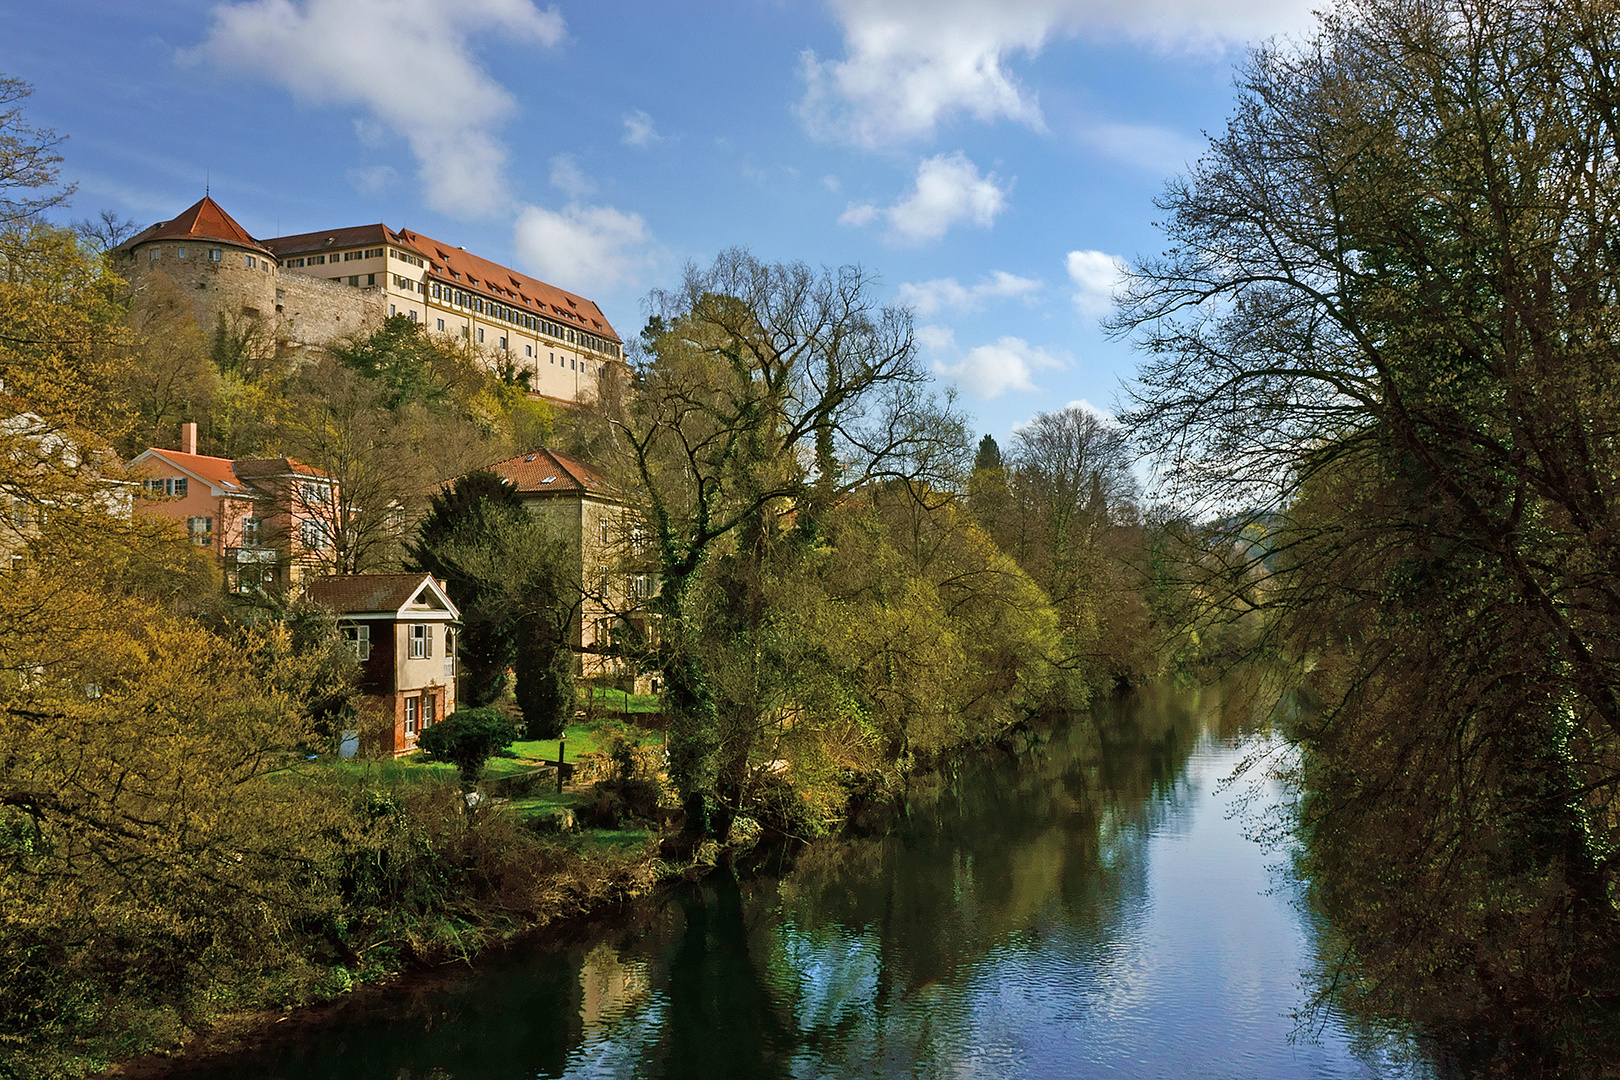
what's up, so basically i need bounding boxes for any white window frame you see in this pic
[300,518,329,551]
[405,695,418,736]
[344,624,371,661]
[409,623,433,659]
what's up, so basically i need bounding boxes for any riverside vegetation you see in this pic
[13,0,1620,1069]
[0,82,1161,1079]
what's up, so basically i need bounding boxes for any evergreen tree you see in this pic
[406,470,527,706]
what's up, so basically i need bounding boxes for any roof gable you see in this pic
[306,573,461,619]
[130,447,251,495]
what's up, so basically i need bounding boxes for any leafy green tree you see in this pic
[972,433,1002,472]
[417,706,517,783]
[329,313,454,410]
[1115,0,1620,1068]
[606,249,968,838]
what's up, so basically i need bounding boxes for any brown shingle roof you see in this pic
[260,223,412,258]
[116,196,274,258]
[399,228,621,344]
[306,573,448,614]
[489,446,612,497]
[233,457,328,480]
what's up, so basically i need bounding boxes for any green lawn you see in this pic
[584,687,663,715]
[507,789,584,818]
[510,719,663,765]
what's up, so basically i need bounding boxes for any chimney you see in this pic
[181,422,198,456]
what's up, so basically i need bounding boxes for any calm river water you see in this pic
[179,685,1427,1079]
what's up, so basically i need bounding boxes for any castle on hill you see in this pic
[113,196,623,405]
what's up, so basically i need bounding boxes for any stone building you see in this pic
[113,196,623,405]
[489,446,656,687]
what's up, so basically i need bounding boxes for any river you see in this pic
[173,684,1427,1079]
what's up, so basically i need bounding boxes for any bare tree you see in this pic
[608,249,969,838]
[72,209,140,254]
[0,76,73,227]
[1113,0,1620,1064]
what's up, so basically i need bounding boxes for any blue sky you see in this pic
[3,0,1313,444]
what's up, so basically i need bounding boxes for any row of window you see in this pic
[429,284,617,355]
[343,623,452,664]
[336,273,377,287]
[343,248,385,261]
[147,246,268,272]
[390,248,425,267]
[142,477,188,497]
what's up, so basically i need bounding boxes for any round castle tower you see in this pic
[115,195,281,330]
[114,196,383,352]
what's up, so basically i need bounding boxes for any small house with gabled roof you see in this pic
[307,572,460,757]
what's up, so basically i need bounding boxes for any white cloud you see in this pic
[193,0,565,218]
[838,202,879,227]
[549,153,596,198]
[513,202,659,295]
[621,109,663,148]
[1066,248,1127,317]
[928,333,1067,399]
[842,152,1009,244]
[898,271,1041,317]
[345,164,398,196]
[1080,121,1206,174]
[915,323,957,352]
[800,0,1312,148]
[822,174,841,193]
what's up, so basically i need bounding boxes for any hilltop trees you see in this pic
[1116,0,1620,1068]
[968,405,1146,686]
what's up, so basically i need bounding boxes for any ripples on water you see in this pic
[179,687,1429,1080]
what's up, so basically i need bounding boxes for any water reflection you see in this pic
[175,685,1423,1080]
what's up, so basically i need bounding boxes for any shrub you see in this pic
[417,707,517,784]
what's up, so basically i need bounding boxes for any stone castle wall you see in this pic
[120,240,384,355]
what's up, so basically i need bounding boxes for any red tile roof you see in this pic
[489,446,612,497]
[397,228,621,344]
[136,450,332,495]
[306,573,449,614]
[116,196,274,257]
[138,448,252,494]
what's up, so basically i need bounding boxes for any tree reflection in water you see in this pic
[168,685,1414,1080]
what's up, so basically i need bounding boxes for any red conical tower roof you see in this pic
[117,195,274,257]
